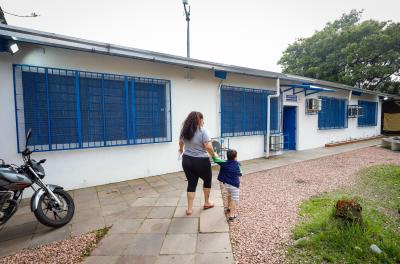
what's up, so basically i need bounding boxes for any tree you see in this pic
[278,10,400,95]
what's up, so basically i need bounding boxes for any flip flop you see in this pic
[186,209,192,216]
[203,204,214,210]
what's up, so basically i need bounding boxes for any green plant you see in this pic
[288,165,400,264]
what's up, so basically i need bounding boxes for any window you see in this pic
[14,65,171,152]
[318,96,348,130]
[270,97,280,133]
[221,85,276,137]
[358,100,377,127]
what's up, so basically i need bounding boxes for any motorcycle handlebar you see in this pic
[37,159,46,165]
[22,149,32,157]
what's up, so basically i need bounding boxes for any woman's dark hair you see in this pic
[180,111,203,141]
[227,149,237,160]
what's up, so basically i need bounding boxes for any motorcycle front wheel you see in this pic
[34,189,75,227]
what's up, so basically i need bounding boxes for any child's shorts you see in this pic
[224,183,240,202]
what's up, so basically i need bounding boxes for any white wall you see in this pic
[0,43,275,191]
[282,89,381,151]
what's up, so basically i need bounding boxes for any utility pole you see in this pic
[182,0,190,58]
[0,6,8,24]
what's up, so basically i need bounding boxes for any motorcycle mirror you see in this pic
[26,128,32,149]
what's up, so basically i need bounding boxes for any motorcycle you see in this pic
[0,129,74,227]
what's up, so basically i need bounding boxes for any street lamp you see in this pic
[182,0,190,58]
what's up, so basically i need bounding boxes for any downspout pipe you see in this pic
[265,77,281,158]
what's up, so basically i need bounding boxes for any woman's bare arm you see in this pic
[204,141,217,157]
[179,139,184,154]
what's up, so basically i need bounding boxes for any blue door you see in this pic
[283,106,296,150]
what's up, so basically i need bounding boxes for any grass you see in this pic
[81,226,110,258]
[288,165,400,264]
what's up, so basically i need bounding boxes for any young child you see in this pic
[213,149,242,221]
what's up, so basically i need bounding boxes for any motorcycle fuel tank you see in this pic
[0,167,32,190]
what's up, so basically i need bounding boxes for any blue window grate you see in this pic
[220,85,276,137]
[318,96,348,130]
[13,64,172,152]
[358,100,377,127]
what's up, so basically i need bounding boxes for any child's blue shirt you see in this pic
[213,157,242,188]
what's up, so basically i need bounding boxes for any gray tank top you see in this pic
[183,128,211,158]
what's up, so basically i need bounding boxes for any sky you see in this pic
[1,0,399,72]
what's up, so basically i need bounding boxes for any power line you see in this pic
[3,10,39,18]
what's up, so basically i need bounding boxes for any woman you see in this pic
[179,111,217,215]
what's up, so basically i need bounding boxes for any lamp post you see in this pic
[182,0,190,58]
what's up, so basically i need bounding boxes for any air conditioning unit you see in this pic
[305,98,322,114]
[348,105,363,118]
[270,134,284,151]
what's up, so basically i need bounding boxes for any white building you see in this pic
[0,24,387,190]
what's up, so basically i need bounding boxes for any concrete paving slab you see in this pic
[195,253,234,264]
[137,219,171,234]
[199,207,229,233]
[159,190,185,198]
[196,233,232,253]
[72,208,103,223]
[71,218,106,237]
[83,256,119,264]
[154,185,176,193]
[99,196,125,206]
[155,197,179,207]
[148,180,169,188]
[122,234,165,256]
[116,206,152,219]
[160,234,197,255]
[155,255,195,264]
[0,221,37,242]
[108,219,144,234]
[101,202,129,216]
[127,178,146,186]
[117,256,157,264]
[168,218,198,234]
[121,193,138,203]
[131,197,159,207]
[92,234,136,256]
[148,207,176,219]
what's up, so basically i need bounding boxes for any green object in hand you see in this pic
[212,156,226,163]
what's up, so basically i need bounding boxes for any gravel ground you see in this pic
[0,232,97,264]
[227,147,400,264]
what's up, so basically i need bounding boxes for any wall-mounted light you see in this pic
[9,43,19,54]
[383,96,388,101]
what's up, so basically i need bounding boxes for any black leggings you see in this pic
[182,154,212,192]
